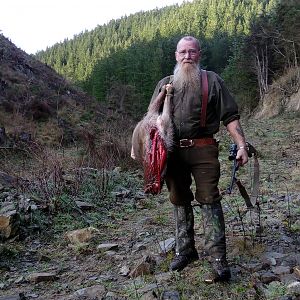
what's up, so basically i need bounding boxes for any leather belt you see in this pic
[178,138,217,148]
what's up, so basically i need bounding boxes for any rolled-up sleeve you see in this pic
[215,74,240,126]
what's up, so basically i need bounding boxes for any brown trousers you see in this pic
[165,144,222,205]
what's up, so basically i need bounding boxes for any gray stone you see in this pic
[138,283,158,294]
[74,285,105,299]
[135,192,146,200]
[133,242,147,252]
[161,290,180,300]
[262,256,277,266]
[111,188,130,198]
[137,218,153,226]
[263,252,287,260]
[159,238,175,254]
[105,291,116,298]
[244,262,269,272]
[280,273,299,284]
[28,272,58,283]
[14,276,24,284]
[104,250,117,256]
[97,274,117,282]
[259,271,280,284]
[263,252,287,266]
[155,272,173,284]
[97,243,118,251]
[280,234,293,244]
[284,254,300,267]
[0,202,16,215]
[119,265,130,277]
[0,171,17,187]
[0,294,26,300]
[25,294,38,298]
[75,201,95,210]
[287,281,300,296]
[272,265,291,275]
[130,255,156,278]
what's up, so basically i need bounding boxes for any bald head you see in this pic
[176,36,201,52]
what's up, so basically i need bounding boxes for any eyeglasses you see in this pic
[176,49,199,57]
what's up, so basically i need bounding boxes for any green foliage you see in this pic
[221,38,258,110]
[35,0,298,114]
[264,281,287,299]
[0,244,22,259]
[36,0,278,116]
[26,168,143,237]
[52,213,86,233]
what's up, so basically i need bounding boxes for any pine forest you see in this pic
[35,0,299,117]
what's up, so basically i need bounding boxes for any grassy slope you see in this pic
[0,112,299,299]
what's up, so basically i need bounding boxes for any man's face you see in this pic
[175,39,201,66]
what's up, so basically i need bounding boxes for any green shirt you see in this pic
[149,70,240,140]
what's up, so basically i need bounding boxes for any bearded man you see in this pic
[148,36,248,283]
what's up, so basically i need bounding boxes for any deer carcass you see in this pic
[131,84,174,194]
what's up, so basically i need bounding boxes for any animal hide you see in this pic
[131,84,174,194]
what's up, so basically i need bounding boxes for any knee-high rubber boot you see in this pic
[201,202,231,283]
[170,204,199,271]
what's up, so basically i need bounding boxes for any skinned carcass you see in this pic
[131,84,174,194]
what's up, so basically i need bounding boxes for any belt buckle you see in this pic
[179,139,194,148]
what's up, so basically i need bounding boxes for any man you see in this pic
[149,36,248,283]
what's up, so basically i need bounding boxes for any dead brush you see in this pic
[224,195,263,252]
[79,125,131,170]
[24,146,67,212]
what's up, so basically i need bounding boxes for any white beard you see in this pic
[173,62,201,90]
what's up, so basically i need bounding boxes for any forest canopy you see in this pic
[36,0,299,117]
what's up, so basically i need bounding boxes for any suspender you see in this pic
[200,70,208,127]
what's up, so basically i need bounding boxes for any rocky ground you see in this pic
[0,113,300,300]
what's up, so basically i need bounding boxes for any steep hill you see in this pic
[0,34,96,146]
[0,33,134,174]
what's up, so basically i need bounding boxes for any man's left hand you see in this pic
[236,148,248,166]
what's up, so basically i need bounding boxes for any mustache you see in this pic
[173,62,201,90]
[174,62,200,75]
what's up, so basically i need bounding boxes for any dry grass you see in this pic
[255,66,300,119]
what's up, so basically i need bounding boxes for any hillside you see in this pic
[35,0,276,115]
[0,33,135,156]
[0,1,300,299]
[255,67,300,119]
[0,33,93,146]
[35,0,299,117]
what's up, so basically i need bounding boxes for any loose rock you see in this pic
[28,272,58,283]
